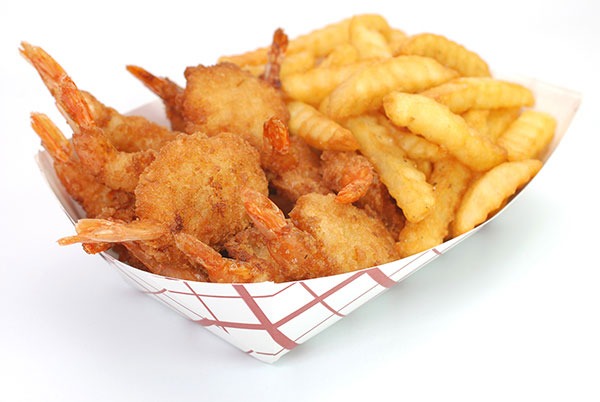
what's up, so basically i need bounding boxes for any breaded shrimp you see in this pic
[21,42,179,153]
[181,62,290,150]
[174,233,284,283]
[242,188,336,281]
[58,219,207,281]
[55,79,157,192]
[289,193,399,272]
[260,28,288,88]
[261,117,329,204]
[320,150,405,237]
[320,150,374,203]
[21,43,157,192]
[135,132,269,248]
[57,131,269,282]
[30,112,135,222]
[82,91,179,152]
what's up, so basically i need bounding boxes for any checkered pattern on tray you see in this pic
[101,240,461,363]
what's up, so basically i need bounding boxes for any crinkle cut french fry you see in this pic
[496,109,557,161]
[486,107,522,141]
[461,109,490,134]
[399,33,491,77]
[376,113,448,161]
[280,51,316,78]
[396,158,472,257]
[322,55,458,120]
[344,115,435,223]
[287,101,359,151]
[281,61,371,106]
[420,77,535,114]
[318,43,359,68]
[383,92,507,171]
[349,16,392,60]
[452,159,543,236]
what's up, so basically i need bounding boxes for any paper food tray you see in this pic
[35,76,581,363]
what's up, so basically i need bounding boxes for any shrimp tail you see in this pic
[241,187,287,239]
[335,165,374,203]
[260,28,288,88]
[30,112,71,163]
[58,219,166,246]
[174,232,277,283]
[19,41,69,96]
[126,65,186,131]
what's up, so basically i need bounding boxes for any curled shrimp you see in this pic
[30,112,135,222]
[241,188,336,280]
[262,117,329,205]
[320,150,375,203]
[22,43,158,192]
[320,150,405,237]
[56,79,157,192]
[174,233,284,283]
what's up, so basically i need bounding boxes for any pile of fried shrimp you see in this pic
[23,14,557,283]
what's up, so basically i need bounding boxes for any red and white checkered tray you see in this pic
[35,76,580,363]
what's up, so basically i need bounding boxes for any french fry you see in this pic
[375,113,448,161]
[461,109,490,135]
[322,55,458,119]
[287,101,359,151]
[399,33,491,77]
[383,92,507,171]
[344,115,435,222]
[318,43,359,68]
[452,159,543,236]
[420,77,535,114]
[387,28,409,56]
[218,16,357,66]
[289,14,390,57]
[349,16,393,60]
[280,50,316,78]
[281,61,371,106]
[395,158,472,257]
[496,109,557,161]
[485,107,522,141]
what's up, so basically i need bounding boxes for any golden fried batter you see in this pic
[135,132,269,248]
[289,193,399,273]
[181,62,289,149]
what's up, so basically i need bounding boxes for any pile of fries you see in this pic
[222,14,556,258]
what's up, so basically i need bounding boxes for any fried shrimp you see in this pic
[57,132,268,280]
[135,132,269,248]
[174,233,284,283]
[55,80,157,193]
[289,193,399,273]
[58,219,207,281]
[320,150,375,203]
[21,43,159,192]
[181,62,290,149]
[260,27,288,88]
[21,42,179,153]
[320,150,405,237]
[242,188,336,281]
[30,113,136,222]
[261,117,329,204]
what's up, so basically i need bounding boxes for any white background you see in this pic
[1,1,599,401]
